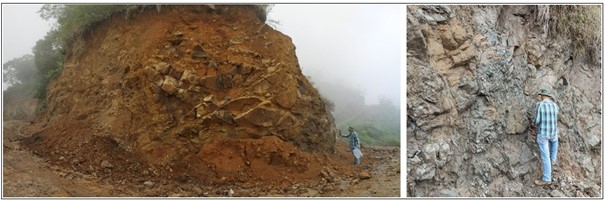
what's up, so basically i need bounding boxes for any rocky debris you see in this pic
[551,190,566,197]
[191,45,207,59]
[338,181,350,190]
[8,118,400,197]
[407,5,601,197]
[320,168,337,183]
[322,184,336,192]
[359,172,371,180]
[160,75,179,95]
[227,189,234,197]
[408,5,453,24]
[71,159,81,165]
[100,160,114,169]
[153,62,171,75]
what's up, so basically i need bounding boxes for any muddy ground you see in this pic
[3,120,400,197]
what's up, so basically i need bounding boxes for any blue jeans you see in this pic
[351,149,361,165]
[537,134,558,182]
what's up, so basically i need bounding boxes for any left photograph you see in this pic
[2,4,401,197]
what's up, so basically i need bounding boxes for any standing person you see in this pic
[533,86,559,186]
[341,127,362,165]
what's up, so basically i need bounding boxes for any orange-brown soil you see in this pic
[5,121,400,197]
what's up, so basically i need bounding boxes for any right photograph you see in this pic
[406,5,602,197]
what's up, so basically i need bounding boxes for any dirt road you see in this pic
[3,121,400,197]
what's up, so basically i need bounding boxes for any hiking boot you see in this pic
[534,179,551,186]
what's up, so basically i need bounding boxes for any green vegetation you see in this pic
[310,78,400,146]
[3,55,39,120]
[39,5,159,46]
[338,99,400,146]
[3,54,37,85]
[254,4,272,23]
[32,30,64,100]
[549,5,601,62]
[39,4,273,47]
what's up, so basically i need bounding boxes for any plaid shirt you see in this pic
[346,131,360,150]
[533,98,559,138]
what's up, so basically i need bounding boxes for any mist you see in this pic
[267,4,401,107]
[268,5,401,145]
[1,4,54,63]
[2,4,54,90]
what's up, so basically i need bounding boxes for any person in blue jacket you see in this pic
[341,127,361,165]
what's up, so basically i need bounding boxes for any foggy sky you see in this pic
[268,4,401,106]
[2,4,53,91]
[2,4,53,64]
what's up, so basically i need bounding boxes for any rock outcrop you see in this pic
[407,5,601,197]
[25,5,337,184]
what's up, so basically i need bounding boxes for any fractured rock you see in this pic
[191,45,207,58]
[359,172,371,180]
[28,6,339,185]
[407,5,601,197]
[235,107,281,127]
[414,163,435,181]
[101,160,114,169]
[161,75,179,95]
[421,143,439,163]
[222,97,263,115]
[145,66,160,80]
[274,76,299,109]
[154,62,171,75]
[180,70,191,81]
[204,75,232,91]
[150,83,162,94]
[550,190,566,197]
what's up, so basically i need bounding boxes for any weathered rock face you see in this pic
[407,5,601,197]
[27,5,337,182]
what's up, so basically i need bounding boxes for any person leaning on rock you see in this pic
[532,86,559,186]
[340,127,362,165]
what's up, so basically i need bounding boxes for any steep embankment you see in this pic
[407,5,601,197]
[23,5,341,188]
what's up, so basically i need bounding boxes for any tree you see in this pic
[33,30,63,76]
[549,5,601,63]
[32,29,64,99]
[3,54,40,120]
[2,54,38,85]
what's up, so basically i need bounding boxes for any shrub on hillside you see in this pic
[549,5,601,63]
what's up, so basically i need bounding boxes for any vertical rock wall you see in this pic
[407,5,601,197]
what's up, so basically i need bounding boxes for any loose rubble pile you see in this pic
[7,120,399,196]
